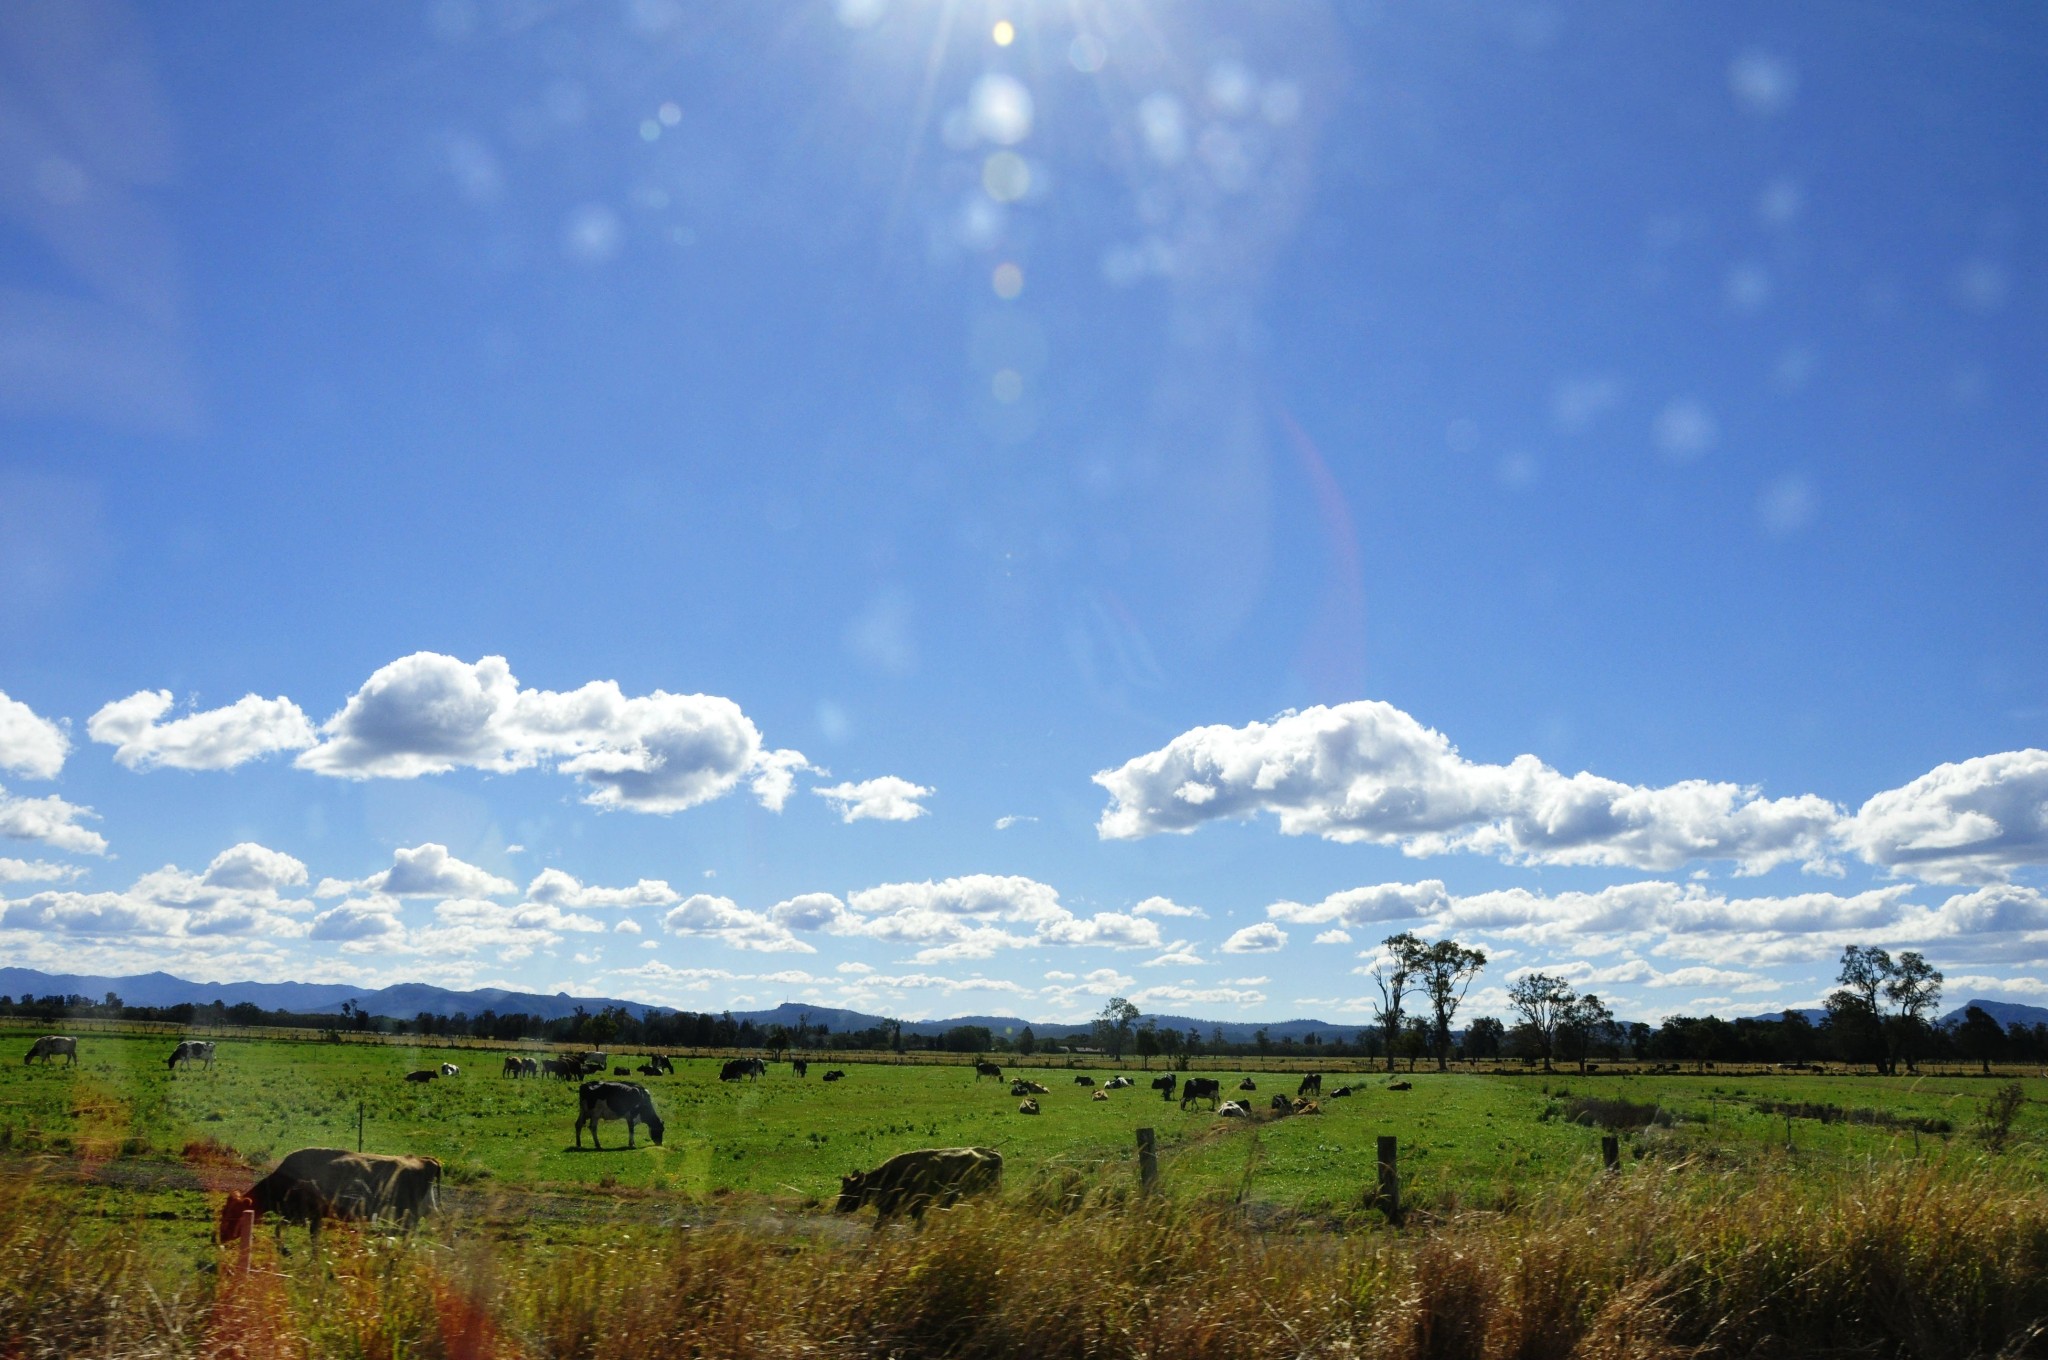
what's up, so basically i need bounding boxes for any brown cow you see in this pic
[216,1148,440,1242]
[836,1147,1002,1222]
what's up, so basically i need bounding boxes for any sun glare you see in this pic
[992,20,1015,47]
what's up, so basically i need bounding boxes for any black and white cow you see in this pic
[168,1040,216,1070]
[23,1036,76,1066]
[574,1081,666,1149]
[1180,1077,1222,1110]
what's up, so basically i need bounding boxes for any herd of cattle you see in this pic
[18,1034,1413,1239]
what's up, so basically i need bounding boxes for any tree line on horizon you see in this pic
[1,944,2034,1071]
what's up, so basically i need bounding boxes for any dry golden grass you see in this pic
[4,1153,2047,1359]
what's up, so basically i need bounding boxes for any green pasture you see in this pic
[2,1030,2044,1218]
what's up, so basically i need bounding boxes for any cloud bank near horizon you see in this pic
[1095,700,2048,886]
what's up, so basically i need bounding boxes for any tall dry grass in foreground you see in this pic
[5,1156,2047,1359]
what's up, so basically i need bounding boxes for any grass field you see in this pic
[2,1025,2043,1218]
[6,1025,2048,1358]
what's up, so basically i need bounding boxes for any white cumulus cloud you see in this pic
[1844,750,2048,884]
[0,857,80,884]
[1095,700,1842,875]
[354,843,516,899]
[523,868,678,910]
[2,845,315,941]
[88,690,316,770]
[663,893,813,953]
[760,875,1171,963]
[1131,895,1207,919]
[0,786,105,855]
[1221,922,1287,954]
[814,776,932,823]
[294,652,802,815]
[201,842,309,892]
[1267,880,1451,926]
[0,692,69,780]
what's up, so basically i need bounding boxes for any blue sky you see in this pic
[2,1,2044,1026]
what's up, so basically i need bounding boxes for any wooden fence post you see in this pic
[1601,1133,1620,1173]
[237,1208,254,1275]
[357,1099,364,1153]
[1375,1135,1400,1222]
[1136,1127,1157,1193]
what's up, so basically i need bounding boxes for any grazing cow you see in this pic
[1238,1078,1257,1092]
[577,1052,611,1077]
[1017,1098,1041,1115]
[1297,1073,1322,1099]
[541,1057,579,1079]
[1180,1077,1221,1110]
[217,1148,440,1243]
[23,1036,76,1066]
[575,1081,665,1149]
[791,1058,807,1078]
[1217,1101,1250,1119]
[404,1069,438,1083]
[1153,1074,1178,1100]
[1092,1089,1109,1102]
[974,1060,1003,1081]
[835,1147,1002,1223]
[1329,1086,1354,1099]
[1104,1076,1133,1090]
[647,1054,675,1075]
[1073,1075,1096,1087]
[168,1040,216,1071]
[441,1063,460,1077]
[823,1069,845,1082]
[720,1057,767,1082]
[1387,1080,1413,1092]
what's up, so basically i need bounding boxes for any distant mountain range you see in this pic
[5,967,2045,1038]
[0,967,1349,1040]
[1751,1001,2048,1029]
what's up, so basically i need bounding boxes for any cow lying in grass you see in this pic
[836,1147,1002,1223]
[1009,1078,1049,1096]
[217,1148,441,1245]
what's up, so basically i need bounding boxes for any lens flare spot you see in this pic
[991,19,1015,46]
[982,151,1030,202]
[970,74,1033,145]
[658,102,682,127]
[639,119,661,142]
[992,262,1024,299]
[992,369,1024,403]
[1069,33,1106,73]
